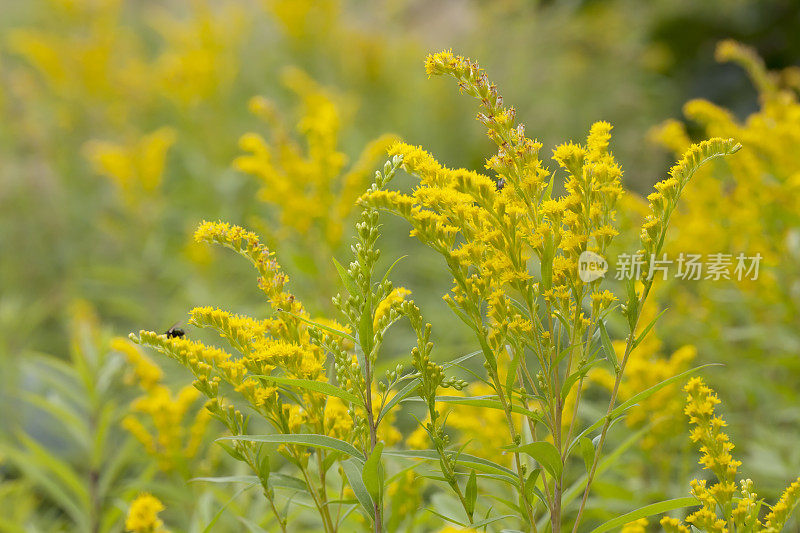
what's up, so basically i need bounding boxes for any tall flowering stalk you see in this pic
[661,378,800,533]
[361,50,740,531]
[130,50,748,532]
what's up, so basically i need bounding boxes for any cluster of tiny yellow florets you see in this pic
[234,67,397,250]
[763,478,800,533]
[664,378,800,532]
[125,493,168,533]
[684,378,741,499]
[114,338,210,473]
[194,220,302,314]
[649,39,800,340]
[83,128,176,207]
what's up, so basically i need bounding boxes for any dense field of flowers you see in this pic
[1,1,798,532]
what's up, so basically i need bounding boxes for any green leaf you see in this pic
[590,497,699,533]
[254,375,363,406]
[378,378,420,424]
[524,468,541,504]
[341,459,374,521]
[361,442,384,502]
[16,432,90,510]
[0,444,87,528]
[632,308,667,350]
[505,441,562,479]
[281,311,356,343]
[433,396,542,420]
[442,349,482,369]
[270,473,308,492]
[424,508,466,527]
[190,475,259,484]
[220,434,365,463]
[358,297,374,356]
[572,364,719,451]
[609,364,719,424]
[543,171,556,201]
[579,437,595,472]
[598,320,618,371]
[384,450,517,483]
[465,470,477,517]
[333,257,359,296]
[470,514,516,529]
[381,255,407,285]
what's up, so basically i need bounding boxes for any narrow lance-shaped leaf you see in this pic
[598,320,618,371]
[504,441,562,479]
[590,497,699,533]
[465,470,477,518]
[220,434,365,463]
[362,442,384,503]
[254,375,363,406]
[341,459,374,521]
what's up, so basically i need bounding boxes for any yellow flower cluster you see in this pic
[684,378,740,496]
[7,0,247,215]
[665,379,800,532]
[234,67,397,250]
[7,0,246,119]
[194,220,301,314]
[125,493,168,533]
[114,338,211,473]
[133,221,402,475]
[373,287,411,330]
[84,128,176,206]
[361,52,740,530]
[763,478,800,533]
[648,39,800,344]
[639,137,740,278]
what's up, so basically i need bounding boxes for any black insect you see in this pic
[165,323,185,338]
[496,178,506,191]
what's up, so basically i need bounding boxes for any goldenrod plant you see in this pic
[361,50,740,532]
[640,40,800,497]
[116,338,213,477]
[660,378,800,533]
[128,50,752,532]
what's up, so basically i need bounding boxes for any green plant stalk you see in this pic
[451,264,539,530]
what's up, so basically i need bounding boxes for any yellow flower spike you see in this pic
[125,493,168,533]
[194,221,303,314]
[586,121,613,160]
[763,477,800,532]
[552,142,587,177]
